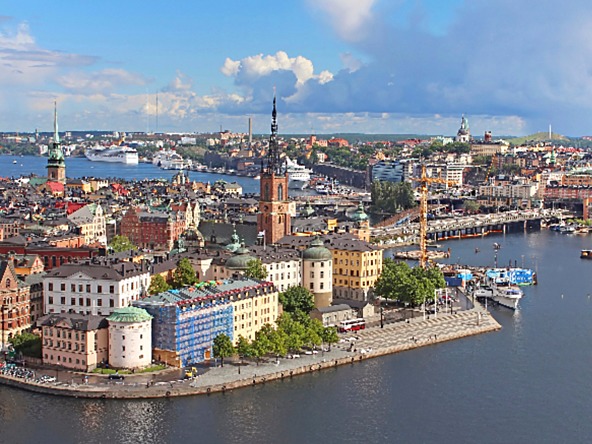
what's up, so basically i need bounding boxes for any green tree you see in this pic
[171,258,196,289]
[109,235,135,253]
[279,286,315,315]
[462,200,480,214]
[321,326,339,349]
[8,332,41,358]
[213,334,234,367]
[244,258,268,280]
[235,335,254,359]
[374,259,446,306]
[148,274,170,295]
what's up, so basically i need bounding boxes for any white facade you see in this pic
[108,319,152,368]
[302,259,333,307]
[264,259,301,292]
[43,265,151,316]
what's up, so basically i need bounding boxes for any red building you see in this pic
[0,260,31,348]
[120,208,185,251]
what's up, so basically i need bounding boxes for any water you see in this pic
[1,230,590,443]
[0,155,261,195]
[2,155,592,443]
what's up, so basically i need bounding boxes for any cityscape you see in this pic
[2,1,592,444]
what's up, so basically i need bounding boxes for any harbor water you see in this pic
[1,156,592,443]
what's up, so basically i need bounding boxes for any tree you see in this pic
[148,274,170,295]
[172,258,196,289]
[213,334,234,367]
[245,258,268,280]
[109,235,135,253]
[8,332,41,358]
[374,259,446,306]
[235,335,254,359]
[321,326,339,350]
[279,286,315,315]
[462,200,480,214]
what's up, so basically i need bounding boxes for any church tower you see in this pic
[257,96,291,245]
[46,101,66,184]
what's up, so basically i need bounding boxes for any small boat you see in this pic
[12,160,17,164]
[493,242,501,250]
[581,249,592,259]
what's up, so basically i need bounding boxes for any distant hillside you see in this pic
[508,132,569,145]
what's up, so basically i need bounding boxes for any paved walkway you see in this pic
[0,306,500,399]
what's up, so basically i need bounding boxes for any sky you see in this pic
[1,0,592,137]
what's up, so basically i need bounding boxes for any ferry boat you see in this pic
[285,157,312,189]
[473,282,523,309]
[84,146,139,164]
[152,149,190,170]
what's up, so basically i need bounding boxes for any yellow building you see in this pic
[230,280,279,344]
[326,235,383,302]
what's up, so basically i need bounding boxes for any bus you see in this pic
[338,318,366,333]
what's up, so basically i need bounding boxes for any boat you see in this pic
[84,145,139,164]
[473,282,523,310]
[12,160,17,164]
[491,281,523,309]
[485,268,537,286]
[285,157,312,189]
[581,249,592,259]
[152,149,190,170]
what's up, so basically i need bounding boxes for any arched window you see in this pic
[264,184,270,201]
[5,278,10,289]
[278,184,284,201]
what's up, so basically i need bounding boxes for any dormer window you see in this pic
[5,279,10,289]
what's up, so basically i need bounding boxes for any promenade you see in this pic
[0,305,500,399]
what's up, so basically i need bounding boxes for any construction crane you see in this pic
[411,164,457,268]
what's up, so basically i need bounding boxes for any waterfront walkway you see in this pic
[0,306,500,399]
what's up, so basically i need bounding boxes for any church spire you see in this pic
[262,92,284,176]
[53,100,60,144]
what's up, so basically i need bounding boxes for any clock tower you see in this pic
[257,96,291,245]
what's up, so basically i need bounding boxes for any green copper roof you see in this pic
[107,306,153,323]
[303,236,332,261]
[350,201,368,222]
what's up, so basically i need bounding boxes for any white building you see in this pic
[43,260,151,316]
[67,203,107,246]
[302,237,333,308]
[107,307,152,369]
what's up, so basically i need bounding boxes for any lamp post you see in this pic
[380,305,384,328]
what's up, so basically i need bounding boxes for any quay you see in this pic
[0,304,500,400]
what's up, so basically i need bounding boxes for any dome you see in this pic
[350,201,369,222]
[302,237,332,261]
[225,246,257,270]
[107,307,153,323]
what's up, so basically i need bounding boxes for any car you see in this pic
[108,373,125,380]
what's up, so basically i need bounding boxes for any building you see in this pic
[455,115,471,143]
[326,235,383,302]
[67,203,107,246]
[135,278,278,366]
[46,102,66,185]
[107,307,152,369]
[310,304,354,327]
[43,260,151,316]
[302,237,333,308]
[0,260,31,349]
[39,313,108,371]
[120,207,186,251]
[257,97,291,245]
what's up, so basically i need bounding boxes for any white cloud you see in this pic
[57,68,148,93]
[307,0,377,42]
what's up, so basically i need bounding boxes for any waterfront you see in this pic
[1,230,591,443]
[0,155,261,195]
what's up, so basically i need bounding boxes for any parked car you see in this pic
[108,373,125,380]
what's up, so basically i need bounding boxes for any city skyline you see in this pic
[1,1,591,137]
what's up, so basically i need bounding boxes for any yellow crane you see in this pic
[411,165,456,268]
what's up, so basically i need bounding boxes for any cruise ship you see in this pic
[152,149,191,170]
[286,157,312,189]
[84,146,139,164]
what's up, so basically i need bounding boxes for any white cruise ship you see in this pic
[286,157,312,189]
[84,146,139,164]
[152,149,191,170]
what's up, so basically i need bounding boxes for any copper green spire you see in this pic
[53,100,60,144]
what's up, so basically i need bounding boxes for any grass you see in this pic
[91,364,167,375]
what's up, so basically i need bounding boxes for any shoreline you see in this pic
[0,307,500,400]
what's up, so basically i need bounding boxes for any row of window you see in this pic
[48,282,116,293]
[44,328,86,340]
[44,354,86,366]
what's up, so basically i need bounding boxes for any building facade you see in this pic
[39,313,108,371]
[0,260,31,348]
[43,260,150,316]
[107,307,152,369]
[120,208,186,251]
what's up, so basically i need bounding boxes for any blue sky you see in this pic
[1,0,591,137]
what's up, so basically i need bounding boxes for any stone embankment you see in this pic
[0,308,499,399]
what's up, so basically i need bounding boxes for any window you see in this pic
[48,283,53,291]
[320,282,324,290]
[110,286,115,294]
[60,297,65,305]
[86,298,91,306]
[48,296,54,304]
[97,285,102,293]
[79,298,83,306]
[86,284,91,293]
[71,298,75,305]
[60,283,65,291]
[320,271,324,279]
[71,284,76,292]
[110,299,114,308]
[310,282,314,290]
[97,299,102,307]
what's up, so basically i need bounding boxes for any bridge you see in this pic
[371,209,573,245]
